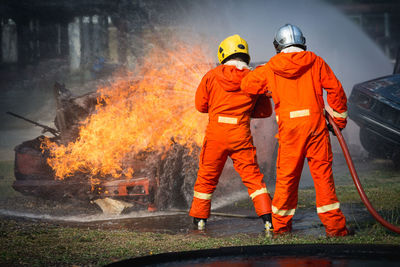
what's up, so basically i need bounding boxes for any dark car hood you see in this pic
[356,74,400,105]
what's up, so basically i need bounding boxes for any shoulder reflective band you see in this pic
[272,205,296,216]
[250,187,269,200]
[290,109,310,118]
[218,116,238,124]
[332,110,348,119]
[317,202,340,213]
[194,191,212,200]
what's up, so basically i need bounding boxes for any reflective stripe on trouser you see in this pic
[189,138,272,219]
[272,118,347,236]
[316,201,348,236]
[190,192,213,219]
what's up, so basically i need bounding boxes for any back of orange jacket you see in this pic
[196,64,271,150]
[241,51,347,130]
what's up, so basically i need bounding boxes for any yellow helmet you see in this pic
[218,34,250,64]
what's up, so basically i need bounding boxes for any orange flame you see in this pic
[43,39,213,180]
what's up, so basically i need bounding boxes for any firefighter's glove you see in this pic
[327,123,342,136]
[265,90,272,98]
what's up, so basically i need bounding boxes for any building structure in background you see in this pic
[326,0,400,62]
[0,0,399,71]
[0,0,179,73]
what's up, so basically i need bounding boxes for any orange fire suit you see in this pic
[189,63,273,219]
[241,51,349,236]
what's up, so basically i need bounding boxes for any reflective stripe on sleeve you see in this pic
[332,110,348,119]
[194,191,212,200]
[317,202,340,213]
[218,116,238,124]
[276,115,279,122]
[290,109,310,118]
[272,205,296,216]
[250,187,269,200]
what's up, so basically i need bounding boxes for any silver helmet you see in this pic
[273,24,306,53]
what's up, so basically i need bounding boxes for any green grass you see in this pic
[297,183,400,210]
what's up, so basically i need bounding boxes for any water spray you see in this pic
[326,113,400,234]
[170,209,258,219]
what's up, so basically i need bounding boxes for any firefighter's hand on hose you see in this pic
[327,123,342,136]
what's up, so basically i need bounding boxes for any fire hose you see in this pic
[326,113,400,234]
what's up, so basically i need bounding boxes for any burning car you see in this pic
[10,82,202,214]
[348,73,400,166]
[8,40,214,214]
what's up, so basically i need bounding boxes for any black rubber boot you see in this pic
[193,217,207,230]
[261,213,273,231]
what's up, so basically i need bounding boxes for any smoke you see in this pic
[178,0,392,89]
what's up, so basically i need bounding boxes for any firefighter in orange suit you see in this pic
[241,24,349,236]
[189,34,273,230]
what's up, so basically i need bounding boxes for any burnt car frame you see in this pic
[9,82,200,213]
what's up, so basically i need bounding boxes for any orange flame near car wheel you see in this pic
[42,40,213,183]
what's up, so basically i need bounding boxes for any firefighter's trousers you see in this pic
[189,138,272,219]
[272,127,348,236]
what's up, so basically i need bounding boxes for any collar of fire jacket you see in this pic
[281,46,304,53]
[214,62,250,92]
[268,50,316,79]
[224,59,250,70]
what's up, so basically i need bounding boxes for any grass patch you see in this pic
[296,183,400,210]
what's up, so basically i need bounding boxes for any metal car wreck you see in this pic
[348,62,400,166]
[9,82,200,214]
